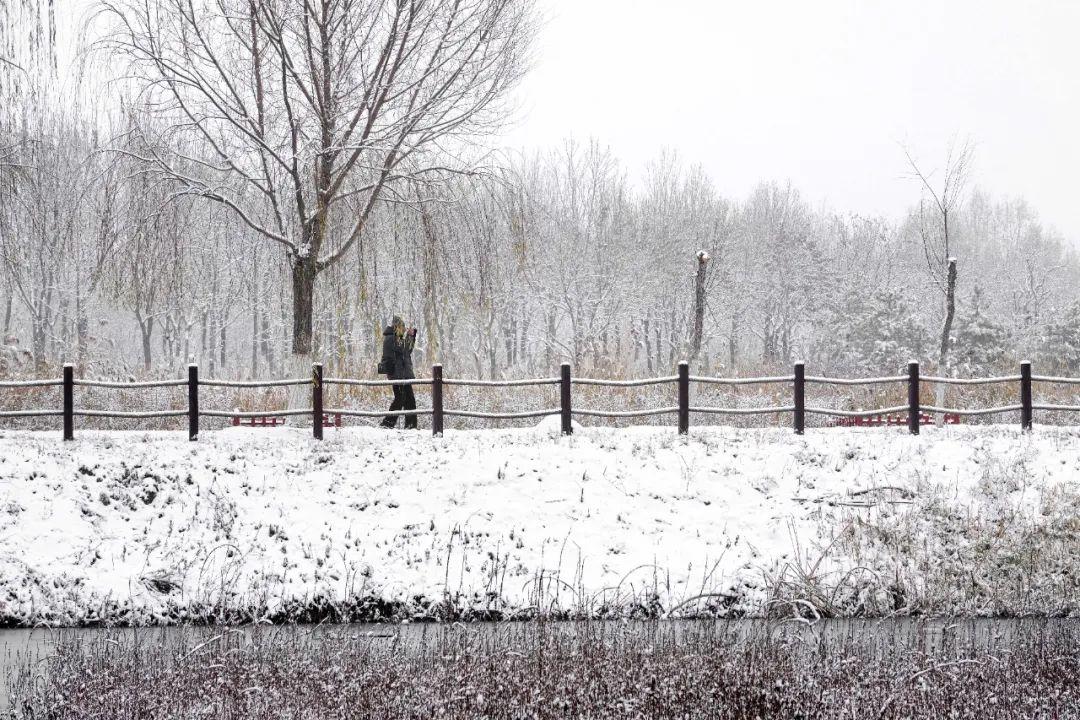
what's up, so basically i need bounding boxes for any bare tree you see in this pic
[103,0,537,387]
[518,141,632,372]
[903,138,975,372]
[0,0,55,105]
[112,157,194,372]
[739,181,816,368]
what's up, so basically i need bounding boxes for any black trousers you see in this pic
[381,383,417,429]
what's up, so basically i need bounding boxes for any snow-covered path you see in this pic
[1,422,1078,625]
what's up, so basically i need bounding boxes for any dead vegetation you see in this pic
[6,618,1080,719]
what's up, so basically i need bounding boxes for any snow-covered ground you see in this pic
[2,421,1079,626]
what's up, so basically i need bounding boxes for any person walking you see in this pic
[379,316,418,429]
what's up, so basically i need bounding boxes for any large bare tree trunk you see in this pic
[291,259,316,357]
[289,256,317,418]
[690,251,709,362]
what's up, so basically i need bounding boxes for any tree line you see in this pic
[2,0,1078,381]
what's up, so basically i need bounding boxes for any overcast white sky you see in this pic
[501,0,1080,240]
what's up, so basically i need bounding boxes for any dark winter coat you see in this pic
[381,326,416,380]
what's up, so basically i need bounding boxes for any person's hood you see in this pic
[383,325,395,336]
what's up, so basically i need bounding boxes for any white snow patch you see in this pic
[0,424,1075,624]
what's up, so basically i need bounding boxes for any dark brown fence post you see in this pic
[1020,361,1033,431]
[312,363,323,440]
[62,363,73,441]
[560,363,572,435]
[678,361,689,435]
[907,361,920,435]
[188,364,199,441]
[432,364,444,437]
[793,362,805,434]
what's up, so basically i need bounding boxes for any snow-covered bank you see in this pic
[2,423,1079,626]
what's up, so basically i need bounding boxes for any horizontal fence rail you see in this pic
[1032,375,1080,385]
[443,377,560,388]
[574,407,680,418]
[689,375,794,386]
[444,409,559,420]
[921,405,1026,416]
[324,377,434,387]
[0,359,1072,441]
[0,379,64,388]
[324,408,437,418]
[200,409,314,418]
[572,376,679,387]
[0,409,65,418]
[804,405,911,418]
[199,378,311,388]
[72,409,189,419]
[73,379,188,389]
[804,375,906,386]
[921,375,1023,386]
[688,405,796,415]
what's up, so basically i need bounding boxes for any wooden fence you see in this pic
[0,360,1077,442]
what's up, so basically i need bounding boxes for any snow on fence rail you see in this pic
[0,360,1068,442]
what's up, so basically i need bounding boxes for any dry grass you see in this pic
[760,444,1080,619]
[6,618,1080,719]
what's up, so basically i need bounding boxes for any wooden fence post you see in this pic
[907,361,920,435]
[793,362,805,434]
[1020,361,1032,431]
[678,361,689,435]
[432,364,444,437]
[188,364,199,441]
[312,363,323,441]
[560,363,572,435]
[62,363,73,441]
